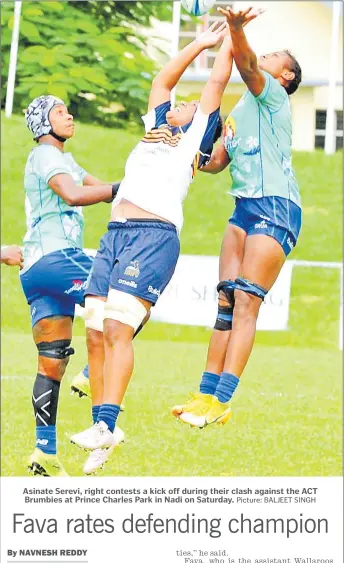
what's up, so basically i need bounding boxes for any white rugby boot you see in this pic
[70,421,114,451]
[83,426,125,475]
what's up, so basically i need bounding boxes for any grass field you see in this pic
[1,112,342,476]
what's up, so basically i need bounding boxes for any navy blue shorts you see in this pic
[229,196,302,256]
[86,219,180,305]
[20,248,93,327]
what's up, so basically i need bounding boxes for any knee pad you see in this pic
[214,304,233,331]
[104,289,147,331]
[84,297,105,333]
[234,277,268,301]
[217,280,236,305]
[36,339,75,360]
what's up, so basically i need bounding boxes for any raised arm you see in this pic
[148,22,227,111]
[199,32,233,115]
[218,6,265,96]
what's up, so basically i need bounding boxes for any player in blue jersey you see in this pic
[173,6,302,428]
[20,95,124,476]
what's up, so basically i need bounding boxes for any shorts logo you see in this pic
[287,237,294,250]
[36,438,48,446]
[118,279,138,289]
[31,306,37,318]
[64,279,87,295]
[148,285,160,297]
[124,260,140,278]
[254,220,268,229]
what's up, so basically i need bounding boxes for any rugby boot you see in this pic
[70,370,125,411]
[204,396,232,426]
[172,393,213,428]
[70,370,91,398]
[83,426,125,475]
[28,448,69,477]
[70,421,115,451]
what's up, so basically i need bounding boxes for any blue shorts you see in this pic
[20,248,93,327]
[229,196,302,256]
[86,219,180,305]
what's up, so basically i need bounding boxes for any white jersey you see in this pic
[112,101,220,233]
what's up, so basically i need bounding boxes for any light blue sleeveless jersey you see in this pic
[22,144,87,274]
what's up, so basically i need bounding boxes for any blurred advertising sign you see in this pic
[151,255,294,331]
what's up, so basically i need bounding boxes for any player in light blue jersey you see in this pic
[20,95,123,476]
[173,6,302,428]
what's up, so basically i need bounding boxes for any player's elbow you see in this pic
[151,75,167,91]
[63,191,80,207]
[234,51,258,76]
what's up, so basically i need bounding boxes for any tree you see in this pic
[1,1,172,127]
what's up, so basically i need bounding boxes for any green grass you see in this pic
[1,112,342,476]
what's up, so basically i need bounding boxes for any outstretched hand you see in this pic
[197,21,229,49]
[218,5,264,29]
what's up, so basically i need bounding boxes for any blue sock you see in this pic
[199,371,220,395]
[215,372,240,404]
[98,404,120,432]
[36,426,56,455]
[92,405,100,424]
[83,365,89,379]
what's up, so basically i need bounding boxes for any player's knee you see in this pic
[84,297,105,333]
[103,320,132,348]
[86,326,104,354]
[36,339,74,361]
[217,280,236,307]
[37,356,69,381]
[233,277,268,320]
[36,339,74,380]
[234,289,257,317]
[104,289,147,332]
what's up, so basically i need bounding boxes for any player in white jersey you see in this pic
[20,95,124,476]
[70,18,261,474]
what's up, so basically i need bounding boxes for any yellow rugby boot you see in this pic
[70,370,91,398]
[70,370,125,411]
[172,393,213,428]
[28,448,69,477]
[205,396,232,427]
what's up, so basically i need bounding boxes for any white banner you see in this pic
[1,477,342,563]
[151,255,294,331]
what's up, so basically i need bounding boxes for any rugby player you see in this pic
[70,20,254,473]
[21,95,123,476]
[173,6,302,428]
[1,245,24,268]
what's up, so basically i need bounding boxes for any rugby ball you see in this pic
[181,0,217,16]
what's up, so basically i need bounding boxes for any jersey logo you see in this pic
[142,126,182,147]
[124,260,140,278]
[64,280,87,295]
[254,220,268,229]
[243,135,260,156]
[224,115,236,141]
